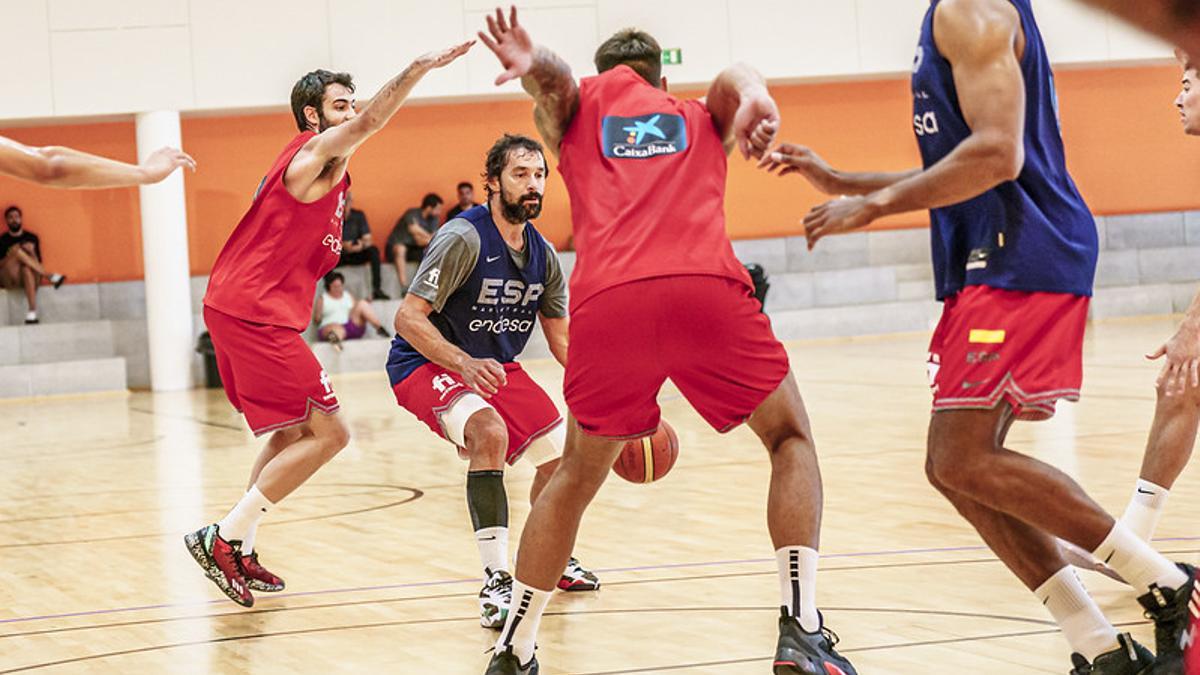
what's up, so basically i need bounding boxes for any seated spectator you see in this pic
[444,181,480,222]
[386,193,443,287]
[0,206,65,324]
[314,272,388,351]
[338,191,389,300]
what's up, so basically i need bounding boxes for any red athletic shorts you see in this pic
[391,361,562,465]
[565,275,791,438]
[203,305,339,436]
[927,285,1088,421]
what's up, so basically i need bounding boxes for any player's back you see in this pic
[912,0,1098,301]
[204,131,349,332]
[558,65,750,310]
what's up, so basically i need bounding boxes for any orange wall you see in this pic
[0,64,1197,283]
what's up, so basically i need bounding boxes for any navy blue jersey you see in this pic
[386,205,551,385]
[913,0,1098,300]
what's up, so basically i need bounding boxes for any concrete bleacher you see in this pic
[3,210,1200,397]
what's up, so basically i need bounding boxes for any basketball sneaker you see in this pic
[238,551,285,593]
[774,609,856,675]
[1136,563,1197,674]
[557,557,600,591]
[1068,633,1154,674]
[480,568,513,629]
[484,645,538,674]
[184,523,253,607]
[1182,581,1200,673]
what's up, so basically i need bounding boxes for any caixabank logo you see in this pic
[601,113,688,159]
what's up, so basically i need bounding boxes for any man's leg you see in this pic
[364,245,386,297]
[926,405,1122,662]
[20,264,37,314]
[459,406,516,628]
[239,427,303,555]
[1119,384,1200,541]
[391,244,408,287]
[744,372,822,632]
[494,418,622,665]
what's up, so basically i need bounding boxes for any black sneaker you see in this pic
[375,325,390,338]
[371,289,391,300]
[50,274,66,289]
[1137,563,1196,674]
[484,646,538,674]
[1068,633,1154,674]
[774,610,856,675]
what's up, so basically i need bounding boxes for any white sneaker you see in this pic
[1058,538,1126,583]
[557,556,601,591]
[24,311,38,324]
[479,568,513,629]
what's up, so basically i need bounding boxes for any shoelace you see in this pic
[820,625,842,650]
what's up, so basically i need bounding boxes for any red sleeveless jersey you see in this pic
[204,132,350,331]
[557,65,751,310]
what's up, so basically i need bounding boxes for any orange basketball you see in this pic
[612,420,679,483]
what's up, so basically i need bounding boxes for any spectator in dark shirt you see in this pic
[338,191,389,300]
[0,206,66,324]
[386,192,443,287]
[444,181,480,222]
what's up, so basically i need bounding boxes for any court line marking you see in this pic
[3,539,1195,627]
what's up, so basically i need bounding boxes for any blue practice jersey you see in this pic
[913,0,1098,300]
[386,205,551,385]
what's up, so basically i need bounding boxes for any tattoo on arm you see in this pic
[521,47,579,152]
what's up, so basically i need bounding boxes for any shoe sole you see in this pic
[480,606,508,630]
[774,662,851,675]
[246,579,285,593]
[184,530,254,607]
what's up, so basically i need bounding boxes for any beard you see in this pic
[5,222,18,233]
[499,189,543,223]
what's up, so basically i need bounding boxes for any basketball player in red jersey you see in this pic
[184,40,473,608]
[477,8,855,675]
[0,135,193,188]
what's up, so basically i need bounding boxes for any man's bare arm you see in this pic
[538,315,568,368]
[706,63,780,159]
[408,222,433,247]
[478,6,579,155]
[395,294,507,396]
[1075,0,1200,57]
[0,136,194,189]
[286,41,473,195]
[759,142,921,195]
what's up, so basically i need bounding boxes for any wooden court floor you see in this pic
[1,316,1197,674]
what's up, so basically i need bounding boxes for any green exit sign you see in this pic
[662,48,682,65]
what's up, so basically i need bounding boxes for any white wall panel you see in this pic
[464,0,596,10]
[48,0,187,31]
[50,27,194,115]
[597,0,730,85]
[330,0,468,99]
[855,0,927,74]
[1034,0,1110,64]
[728,0,860,80]
[190,0,331,110]
[0,0,54,118]
[1107,17,1174,61]
[464,6,598,94]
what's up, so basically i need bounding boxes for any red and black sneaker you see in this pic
[238,551,285,593]
[184,524,254,607]
[774,610,856,675]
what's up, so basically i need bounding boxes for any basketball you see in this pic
[612,420,679,483]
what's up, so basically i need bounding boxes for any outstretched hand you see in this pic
[140,147,196,184]
[802,195,880,250]
[758,142,845,195]
[413,40,475,72]
[477,6,535,86]
[1147,323,1200,397]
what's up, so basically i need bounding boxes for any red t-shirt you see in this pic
[204,132,350,331]
[557,65,751,310]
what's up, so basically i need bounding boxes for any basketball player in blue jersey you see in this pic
[763,0,1195,672]
[387,134,598,631]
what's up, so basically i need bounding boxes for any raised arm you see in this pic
[1075,0,1200,59]
[758,142,921,196]
[705,63,780,159]
[285,41,474,196]
[0,136,194,189]
[802,0,1024,249]
[478,6,579,156]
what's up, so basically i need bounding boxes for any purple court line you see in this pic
[4,536,1198,627]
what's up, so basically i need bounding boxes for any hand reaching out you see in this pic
[477,6,535,86]
[140,147,196,184]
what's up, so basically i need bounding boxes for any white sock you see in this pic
[776,546,821,633]
[217,485,272,543]
[1036,567,1119,661]
[1120,479,1169,541]
[495,580,552,665]
[242,521,259,555]
[476,526,509,576]
[1092,522,1188,593]
[24,311,36,321]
